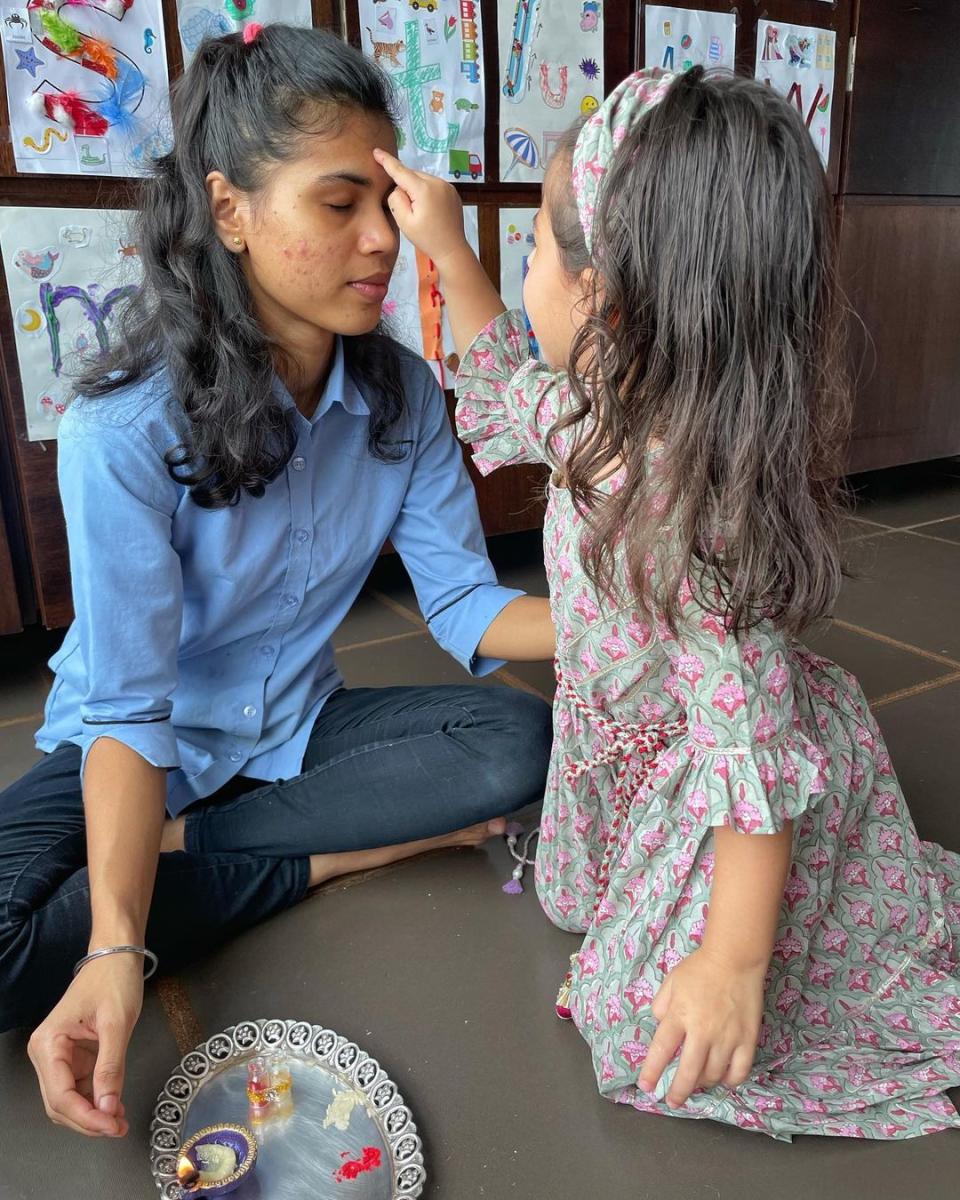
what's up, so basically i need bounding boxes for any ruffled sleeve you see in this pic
[657,587,830,835]
[454,309,576,475]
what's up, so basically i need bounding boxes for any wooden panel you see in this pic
[845,0,960,197]
[633,0,855,194]
[0,484,22,635]
[841,198,960,473]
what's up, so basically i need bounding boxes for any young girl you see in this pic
[2,27,555,1137]
[376,67,960,1139]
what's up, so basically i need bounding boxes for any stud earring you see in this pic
[232,236,243,248]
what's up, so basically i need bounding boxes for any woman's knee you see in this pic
[468,687,553,811]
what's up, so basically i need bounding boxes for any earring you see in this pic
[232,236,243,248]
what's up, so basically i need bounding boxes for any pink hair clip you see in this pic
[243,22,264,45]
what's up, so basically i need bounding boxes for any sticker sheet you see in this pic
[383,205,479,389]
[0,206,141,441]
[497,0,604,183]
[499,207,540,355]
[1,2,171,177]
[642,5,736,72]
[176,1,312,67]
[358,0,486,183]
[755,20,836,168]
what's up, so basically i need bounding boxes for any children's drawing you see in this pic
[175,1,311,67]
[642,6,736,73]
[499,207,539,355]
[755,20,835,168]
[0,207,141,441]
[497,0,603,182]
[2,1,171,177]
[382,206,479,388]
[358,0,485,180]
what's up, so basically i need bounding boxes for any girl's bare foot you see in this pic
[307,817,508,887]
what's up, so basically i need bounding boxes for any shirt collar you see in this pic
[274,337,370,426]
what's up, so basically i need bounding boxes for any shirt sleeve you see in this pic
[454,309,579,475]
[389,367,524,676]
[57,403,183,775]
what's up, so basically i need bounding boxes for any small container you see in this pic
[268,1054,293,1117]
[245,1056,271,1123]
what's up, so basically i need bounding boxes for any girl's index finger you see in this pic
[373,149,422,191]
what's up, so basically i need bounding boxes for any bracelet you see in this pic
[73,945,159,980]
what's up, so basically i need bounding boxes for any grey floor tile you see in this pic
[876,678,960,851]
[802,619,951,703]
[177,844,960,1200]
[907,516,960,545]
[0,991,180,1200]
[338,631,495,690]
[0,719,43,789]
[849,460,960,527]
[498,657,556,700]
[833,532,960,661]
[331,589,419,650]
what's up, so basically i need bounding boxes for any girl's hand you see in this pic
[27,954,143,1137]
[638,948,764,1108]
[374,149,468,269]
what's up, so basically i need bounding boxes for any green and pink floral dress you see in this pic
[455,311,960,1140]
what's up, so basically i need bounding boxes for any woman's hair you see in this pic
[76,25,408,508]
[548,68,850,638]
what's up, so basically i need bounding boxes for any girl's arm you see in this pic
[637,823,792,1108]
[28,739,167,1137]
[374,150,506,359]
[476,595,555,662]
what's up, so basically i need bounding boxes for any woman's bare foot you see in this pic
[307,817,508,888]
[159,816,186,854]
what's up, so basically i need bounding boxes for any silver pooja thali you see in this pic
[150,1018,426,1199]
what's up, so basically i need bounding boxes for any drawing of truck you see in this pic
[449,149,483,179]
[409,0,437,10]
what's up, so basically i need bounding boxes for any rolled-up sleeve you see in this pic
[57,406,183,774]
[389,371,523,676]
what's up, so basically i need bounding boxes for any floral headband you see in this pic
[571,68,676,252]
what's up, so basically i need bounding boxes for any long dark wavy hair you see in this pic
[547,68,850,637]
[76,25,409,508]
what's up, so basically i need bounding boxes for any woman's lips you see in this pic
[349,274,390,302]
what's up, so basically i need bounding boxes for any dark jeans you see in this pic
[0,684,551,1030]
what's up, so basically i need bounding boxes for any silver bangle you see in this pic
[73,945,159,980]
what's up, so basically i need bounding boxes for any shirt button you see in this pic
[229,751,242,763]
[295,528,310,543]
[291,456,306,471]
[283,593,298,607]
[260,645,274,656]
[242,704,258,718]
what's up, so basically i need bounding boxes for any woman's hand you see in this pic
[374,149,468,271]
[637,947,764,1108]
[27,954,144,1137]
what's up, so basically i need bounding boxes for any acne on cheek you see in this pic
[279,238,322,271]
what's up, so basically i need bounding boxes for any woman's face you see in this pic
[214,109,400,342]
[521,155,591,370]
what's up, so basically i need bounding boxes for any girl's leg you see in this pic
[182,685,552,858]
[0,746,308,1032]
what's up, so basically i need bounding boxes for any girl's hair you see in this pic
[548,68,850,637]
[76,26,408,508]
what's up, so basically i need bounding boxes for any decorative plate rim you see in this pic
[149,1017,425,1199]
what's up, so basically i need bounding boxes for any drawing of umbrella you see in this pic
[502,127,539,179]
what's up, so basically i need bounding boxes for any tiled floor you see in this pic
[2,458,960,1197]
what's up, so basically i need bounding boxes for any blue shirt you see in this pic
[37,339,523,816]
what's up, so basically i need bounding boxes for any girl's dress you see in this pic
[455,311,960,1140]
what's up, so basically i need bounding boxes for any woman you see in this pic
[0,26,553,1138]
